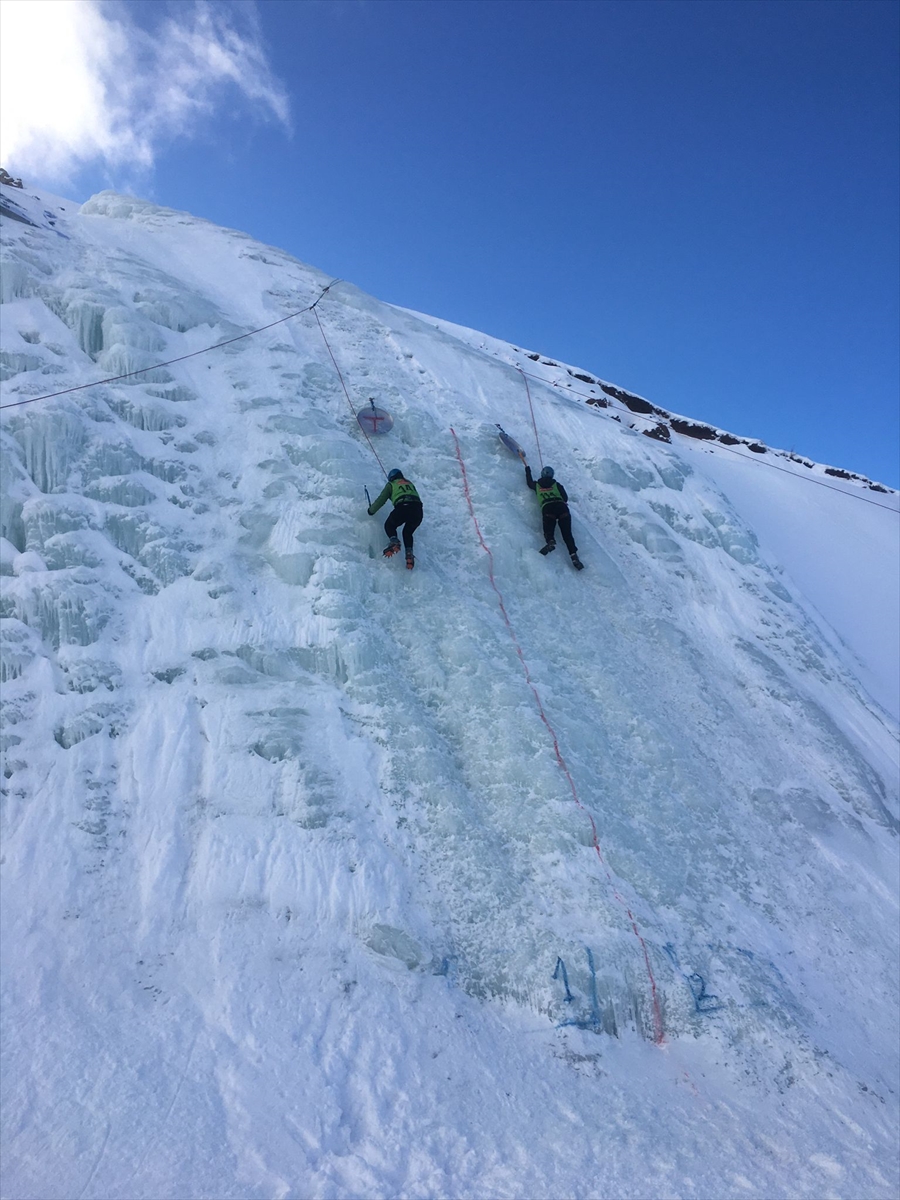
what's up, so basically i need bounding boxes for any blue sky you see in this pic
[3,0,899,486]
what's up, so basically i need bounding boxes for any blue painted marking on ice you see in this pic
[552,956,574,1002]
[663,942,681,971]
[664,942,722,1014]
[664,941,795,1016]
[686,972,723,1014]
[585,948,602,1026]
[556,948,604,1031]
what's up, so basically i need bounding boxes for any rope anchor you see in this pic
[311,306,388,478]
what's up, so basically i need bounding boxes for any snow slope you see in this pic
[2,184,898,1200]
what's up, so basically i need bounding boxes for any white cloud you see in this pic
[0,0,291,184]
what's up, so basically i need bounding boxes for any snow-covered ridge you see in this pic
[6,182,895,496]
[1,184,898,1199]
[407,308,897,497]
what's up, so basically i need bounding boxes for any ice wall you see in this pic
[1,185,898,1199]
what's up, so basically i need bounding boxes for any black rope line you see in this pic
[312,306,387,479]
[681,430,899,511]
[0,266,893,513]
[0,279,342,411]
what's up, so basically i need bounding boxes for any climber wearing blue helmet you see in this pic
[367,468,423,568]
[519,455,583,570]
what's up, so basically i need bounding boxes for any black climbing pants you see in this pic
[541,502,577,554]
[385,500,423,550]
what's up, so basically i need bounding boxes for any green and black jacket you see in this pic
[367,477,421,514]
[525,466,569,507]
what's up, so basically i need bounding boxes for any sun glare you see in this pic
[0,0,124,176]
[0,0,287,183]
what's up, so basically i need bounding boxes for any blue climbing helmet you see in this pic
[388,468,403,481]
[539,466,555,480]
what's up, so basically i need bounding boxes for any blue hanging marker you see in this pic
[357,398,394,435]
[497,424,525,458]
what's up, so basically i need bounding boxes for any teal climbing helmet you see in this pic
[540,466,555,479]
[388,468,403,481]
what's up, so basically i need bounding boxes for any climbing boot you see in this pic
[539,540,556,556]
[383,538,402,558]
[571,554,584,570]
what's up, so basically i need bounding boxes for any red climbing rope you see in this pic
[451,426,665,1044]
[312,307,387,479]
[518,367,543,469]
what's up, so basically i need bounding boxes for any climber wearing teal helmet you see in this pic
[367,468,423,568]
[519,454,583,569]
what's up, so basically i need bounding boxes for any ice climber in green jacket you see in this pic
[521,455,584,570]
[367,469,423,569]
